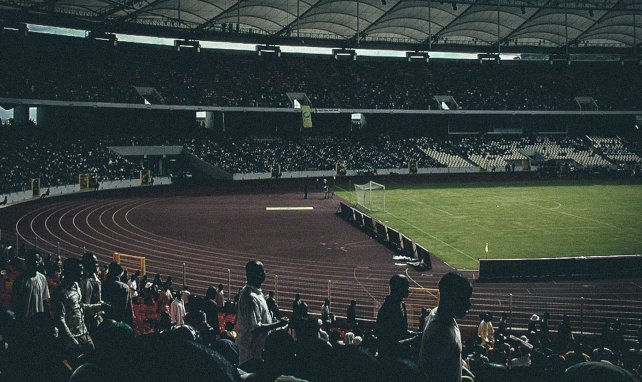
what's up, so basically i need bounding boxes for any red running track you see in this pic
[1,186,641,336]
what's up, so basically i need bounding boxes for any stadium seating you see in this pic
[3,127,641,194]
[2,33,642,111]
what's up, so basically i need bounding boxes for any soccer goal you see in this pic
[355,181,386,211]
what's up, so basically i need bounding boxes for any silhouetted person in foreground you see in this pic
[376,274,417,359]
[419,272,473,382]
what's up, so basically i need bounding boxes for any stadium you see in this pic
[1,0,642,381]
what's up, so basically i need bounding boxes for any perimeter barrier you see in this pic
[2,230,641,340]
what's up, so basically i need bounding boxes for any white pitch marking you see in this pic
[266,206,314,211]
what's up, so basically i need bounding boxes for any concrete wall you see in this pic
[0,177,172,206]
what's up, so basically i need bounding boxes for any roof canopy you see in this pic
[1,0,641,52]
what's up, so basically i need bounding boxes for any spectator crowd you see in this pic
[2,252,641,382]
[2,123,641,195]
[2,33,642,111]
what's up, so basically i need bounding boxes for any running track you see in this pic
[1,186,641,338]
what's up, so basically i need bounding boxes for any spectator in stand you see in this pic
[292,316,334,382]
[376,274,417,359]
[220,321,237,342]
[478,312,494,349]
[216,283,226,311]
[540,312,551,347]
[347,300,358,329]
[419,272,473,382]
[11,251,50,320]
[79,252,102,331]
[169,290,186,325]
[321,298,331,328]
[204,286,221,333]
[157,282,173,314]
[236,260,288,365]
[418,307,429,333]
[291,293,305,321]
[127,270,140,302]
[565,360,639,382]
[53,258,106,359]
[186,309,217,347]
[101,261,134,327]
[252,329,299,382]
[497,312,509,339]
[265,291,280,320]
[558,314,574,351]
[152,273,163,290]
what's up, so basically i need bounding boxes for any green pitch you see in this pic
[335,180,642,270]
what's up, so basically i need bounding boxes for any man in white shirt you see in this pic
[419,272,473,382]
[236,260,288,365]
[11,251,50,320]
[169,291,186,325]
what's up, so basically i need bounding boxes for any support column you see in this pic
[13,105,29,126]
[204,111,217,129]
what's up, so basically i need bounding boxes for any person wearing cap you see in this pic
[419,272,473,382]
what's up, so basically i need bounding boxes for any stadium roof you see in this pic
[1,0,642,53]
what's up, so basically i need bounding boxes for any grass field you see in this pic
[336,180,642,270]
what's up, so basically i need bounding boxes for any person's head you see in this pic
[81,252,99,275]
[206,286,217,300]
[245,260,266,287]
[268,291,275,298]
[324,298,330,306]
[263,329,296,370]
[350,300,356,306]
[389,274,410,300]
[107,261,124,280]
[438,272,472,318]
[294,293,301,301]
[23,251,42,277]
[218,283,224,291]
[186,310,207,326]
[62,258,83,284]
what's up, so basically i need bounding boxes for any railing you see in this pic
[3,229,640,340]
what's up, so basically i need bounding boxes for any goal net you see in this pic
[355,181,386,211]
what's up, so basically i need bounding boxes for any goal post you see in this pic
[113,252,146,276]
[354,181,386,211]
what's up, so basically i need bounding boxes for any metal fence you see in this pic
[2,229,641,340]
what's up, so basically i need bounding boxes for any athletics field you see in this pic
[336,180,642,270]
